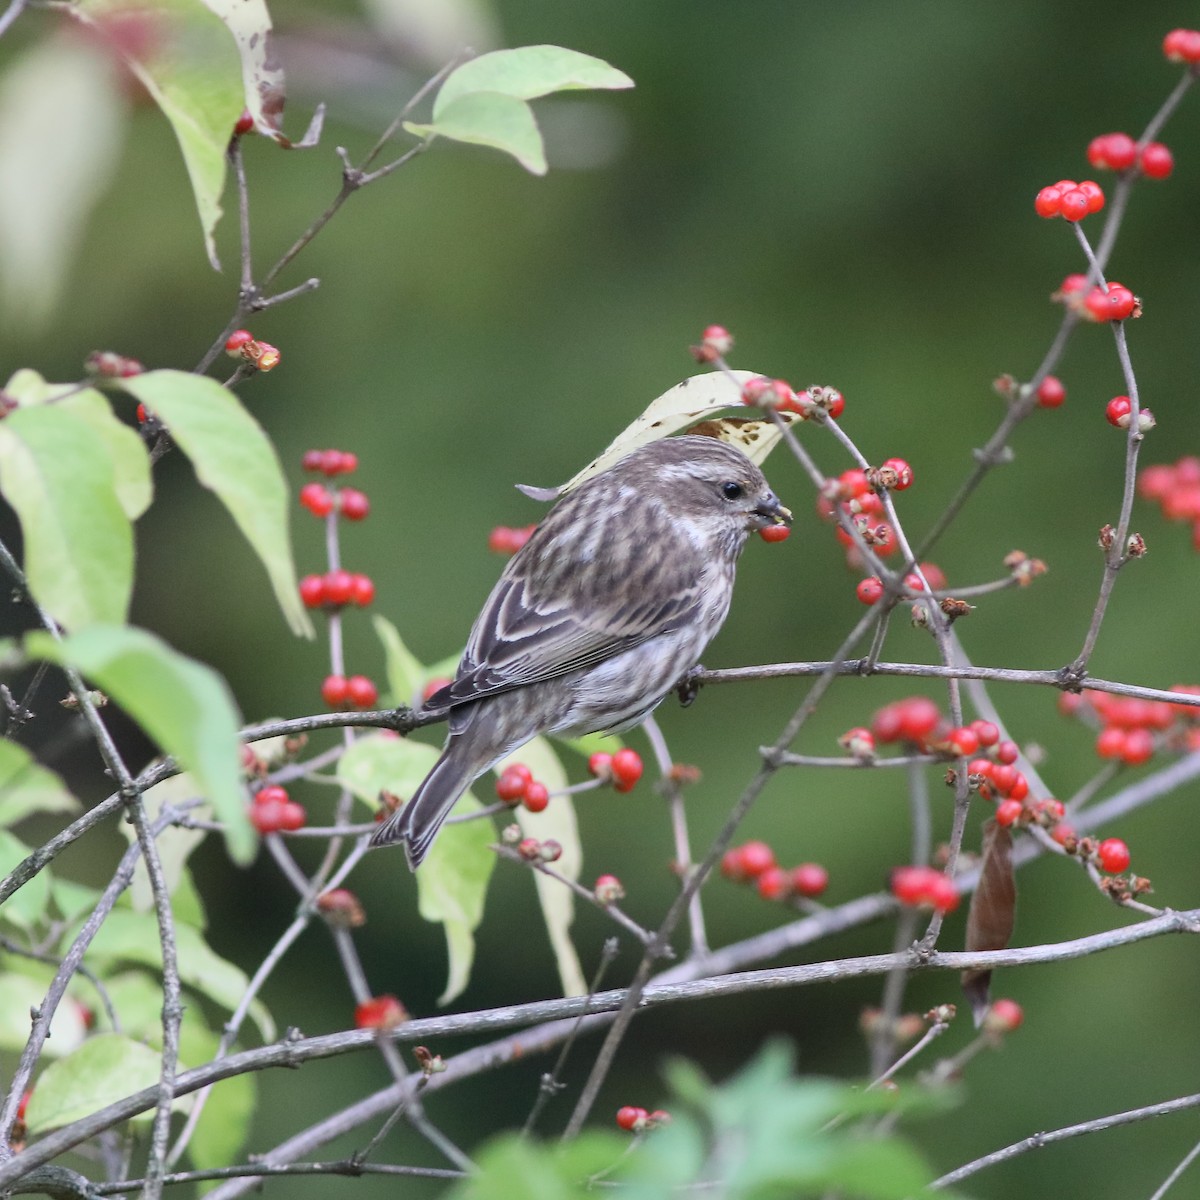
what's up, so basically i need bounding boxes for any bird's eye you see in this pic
[721,481,744,500]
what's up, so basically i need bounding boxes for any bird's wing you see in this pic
[434,521,706,709]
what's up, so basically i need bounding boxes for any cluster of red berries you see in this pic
[740,375,846,421]
[488,524,537,555]
[890,865,959,914]
[720,840,829,902]
[225,328,280,372]
[86,350,144,379]
[1139,457,1200,551]
[587,748,644,792]
[299,569,375,609]
[1034,178,1104,222]
[1060,685,1200,764]
[1164,28,1200,62]
[615,1105,670,1133]
[817,468,902,570]
[354,994,407,1030]
[297,448,381,709]
[870,698,1009,764]
[495,763,551,813]
[1086,132,1173,180]
[320,674,379,710]
[1053,274,1139,323]
[856,560,946,607]
[249,784,306,834]
[1105,395,1155,433]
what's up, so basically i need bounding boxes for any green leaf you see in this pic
[5,373,154,522]
[434,45,633,117]
[58,390,154,521]
[372,614,431,708]
[406,92,547,175]
[341,734,495,1004]
[0,831,52,932]
[199,0,285,135]
[76,0,245,269]
[25,1033,182,1133]
[72,908,274,1040]
[119,371,314,638]
[26,624,253,864]
[50,877,102,925]
[0,741,80,827]
[0,34,126,332]
[448,1132,628,1200]
[0,972,89,1057]
[502,739,586,997]
[0,405,133,631]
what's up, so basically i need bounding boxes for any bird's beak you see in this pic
[756,494,793,526]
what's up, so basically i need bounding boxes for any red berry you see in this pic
[1050,822,1076,847]
[824,390,845,419]
[995,799,1024,827]
[1008,773,1029,801]
[857,576,884,605]
[254,784,288,807]
[323,569,354,606]
[1086,285,1136,323]
[616,1106,648,1132]
[736,840,776,879]
[299,574,326,608]
[1163,28,1200,63]
[1034,186,1062,218]
[1139,142,1174,180]
[1105,396,1132,428]
[897,696,940,742]
[970,720,1000,748]
[881,457,913,490]
[871,704,905,743]
[587,752,613,781]
[611,748,644,792]
[947,726,980,757]
[594,874,625,904]
[339,488,370,520]
[1035,376,1066,408]
[319,449,345,477]
[990,764,1018,794]
[890,866,928,906]
[302,450,322,472]
[225,329,254,355]
[1097,837,1131,874]
[995,740,1019,765]
[278,801,306,831]
[756,866,790,901]
[495,770,528,804]
[1121,727,1154,765]
[344,675,378,709]
[741,376,796,410]
[350,573,375,606]
[1077,180,1105,213]
[355,995,407,1030]
[1058,188,1090,222]
[488,524,537,554]
[1088,132,1138,172]
[233,110,254,136]
[925,873,960,914]
[523,781,550,813]
[299,482,334,517]
[321,675,349,707]
[790,862,829,898]
[984,998,1024,1033]
[839,727,876,758]
[759,524,790,543]
[317,888,366,927]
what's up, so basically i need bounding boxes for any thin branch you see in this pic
[931,1091,1200,1190]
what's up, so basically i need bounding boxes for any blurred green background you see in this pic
[3,1,1200,1195]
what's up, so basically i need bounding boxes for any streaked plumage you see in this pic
[370,434,790,868]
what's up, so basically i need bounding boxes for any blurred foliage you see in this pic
[2,2,1200,1197]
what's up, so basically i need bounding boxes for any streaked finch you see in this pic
[371,434,791,867]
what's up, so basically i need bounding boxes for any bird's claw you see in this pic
[676,664,705,708]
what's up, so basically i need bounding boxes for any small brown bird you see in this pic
[371,434,791,868]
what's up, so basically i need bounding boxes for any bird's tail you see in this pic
[369,740,478,870]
